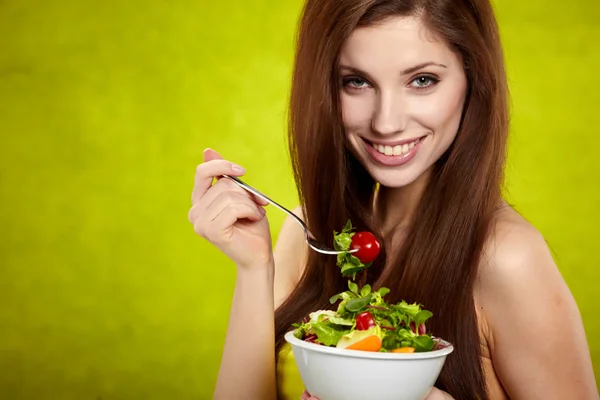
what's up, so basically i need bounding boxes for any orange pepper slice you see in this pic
[345,335,382,352]
[392,347,415,353]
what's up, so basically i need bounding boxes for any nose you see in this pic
[371,90,407,136]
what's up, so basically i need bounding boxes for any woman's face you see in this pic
[339,15,468,188]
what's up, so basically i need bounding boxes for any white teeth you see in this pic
[373,138,421,156]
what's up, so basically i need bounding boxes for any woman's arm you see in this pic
[190,150,306,400]
[213,207,307,400]
[213,267,277,400]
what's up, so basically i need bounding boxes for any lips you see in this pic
[362,136,426,167]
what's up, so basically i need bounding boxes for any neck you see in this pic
[373,168,432,237]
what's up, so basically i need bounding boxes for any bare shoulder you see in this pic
[273,205,308,309]
[476,203,598,399]
[478,204,560,287]
[477,203,570,328]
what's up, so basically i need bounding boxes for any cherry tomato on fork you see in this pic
[350,232,381,263]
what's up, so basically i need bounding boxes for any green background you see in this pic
[0,0,598,398]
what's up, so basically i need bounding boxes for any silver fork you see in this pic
[223,175,356,256]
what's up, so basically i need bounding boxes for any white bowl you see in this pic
[284,331,454,400]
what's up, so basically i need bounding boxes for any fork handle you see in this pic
[222,175,311,234]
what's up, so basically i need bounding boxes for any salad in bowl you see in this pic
[284,221,453,400]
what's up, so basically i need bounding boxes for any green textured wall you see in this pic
[0,1,597,398]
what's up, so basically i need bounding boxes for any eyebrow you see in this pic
[400,62,447,75]
[339,61,447,77]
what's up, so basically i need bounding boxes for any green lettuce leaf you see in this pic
[311,321,349,346]
[345,293,373,312]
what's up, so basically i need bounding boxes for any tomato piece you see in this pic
[350,232,381,263]
[355,311,376,330]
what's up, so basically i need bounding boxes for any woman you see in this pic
[189,0,598,399]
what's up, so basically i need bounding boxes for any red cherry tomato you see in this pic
[355,311,377,330]
[350,232,381,263]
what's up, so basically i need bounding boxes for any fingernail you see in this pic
[231,164,245,173]
[203,148,212,154]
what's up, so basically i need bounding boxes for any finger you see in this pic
[192,178,252,220]
[194,198,263,240]
[203,149,239,185]
[203,148,223,163]
[189,182,238,225]
[200,201,266,242]
[190,177,268,224]
[205,150,268,206]
[425,387,448,400]
[188,202,204,225]
[200,189,265,228]
[192,157,246,204]
[189,182,246,226]
[207,193,266,224]
[201,150,268,207]
[202,149,224,184]
[214,166,269,207]
[301,390,320,400]
[251,192,270,207]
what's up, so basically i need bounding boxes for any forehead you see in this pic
[339,15,460,70]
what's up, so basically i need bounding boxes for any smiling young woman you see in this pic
[189,0,599,399]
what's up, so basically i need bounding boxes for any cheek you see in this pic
[413,89,465,139]
[342,94,372,132]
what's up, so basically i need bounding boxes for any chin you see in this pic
[365,166,426,188]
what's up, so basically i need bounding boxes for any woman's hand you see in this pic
[301,387,453,399]
[300,390,317,400]
[425,387,454,399]
[188,148,272,270]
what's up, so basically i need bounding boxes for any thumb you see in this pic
[203,148,223,162]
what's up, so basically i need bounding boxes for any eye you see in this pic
[410,75,439,89]
[343,76,371,90]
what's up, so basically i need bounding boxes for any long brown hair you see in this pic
[275,1,509,399]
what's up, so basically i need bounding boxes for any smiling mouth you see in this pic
[360,135,427,167]
[366,137,425,156]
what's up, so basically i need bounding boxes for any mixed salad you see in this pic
[292,220,445,353]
